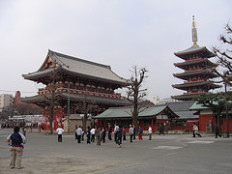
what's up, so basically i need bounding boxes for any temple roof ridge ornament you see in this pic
[192,15,198,47]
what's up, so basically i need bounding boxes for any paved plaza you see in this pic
[0,128,232,174]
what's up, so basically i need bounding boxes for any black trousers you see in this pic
[130,134,133,142]
[91,135,95,142]
[77,135,81,143]
[58,134,62,142]
[108,132,112,140]
[87,135,91,144]
[116,136,122,145]
[114,133,117,142]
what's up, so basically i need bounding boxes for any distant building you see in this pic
[0,94,13,111]
[14,91,42,115]
[151,96,160,105]
[152,96,177,105]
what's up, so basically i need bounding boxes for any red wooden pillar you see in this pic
[152,118,156,132]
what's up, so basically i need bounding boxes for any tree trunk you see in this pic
[82,113,87,133]
[133,86,139,132]
[49,106,54,134]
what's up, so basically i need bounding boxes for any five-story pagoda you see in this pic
[22,50,131,130]
[172,17,220,101]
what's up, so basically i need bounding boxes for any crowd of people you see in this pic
[55,124,154,148]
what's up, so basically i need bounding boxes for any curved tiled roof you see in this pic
[21,92,130,106]
[23,50,131,86]
[174,59,217,70]
[172,81,220,90]
[174,46,215,59]
[171,93,206,101]
[94,105,178,119]
[173,69,218,80]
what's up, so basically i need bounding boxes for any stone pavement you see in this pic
[0,128,232,174]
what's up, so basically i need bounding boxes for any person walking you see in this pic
[129,125,134,143]
[96,127,101,146]
[159,123,165,135]
[56,126,64,142]
[81,126,84,141]
[90,127,95,142]
[138,126,143,140]
[74,125,78,140]
[108,124,112,140]
[86,126,91,144]
[133,125,136,140]
[116,125,123,147]
[6,126,26,169]
[148,125,152,140]
[101,127,106,143]
[215,125,221,138]
[193,123,202,138]
[114,124,119,142]
[123,127,126,140]
[76,126,82,143]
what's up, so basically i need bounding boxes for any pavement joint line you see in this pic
[151,146,183,150]
[187,141,214,144]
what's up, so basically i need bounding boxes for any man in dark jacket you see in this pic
[116,125,123,147]
[6,126,26,169]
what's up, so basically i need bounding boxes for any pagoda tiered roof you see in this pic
[23,50,131,87]
[174,59,217,70]
[174,46,215,60]
[173,68,218,80]
[172,93,206,101]
[172,81,221,90]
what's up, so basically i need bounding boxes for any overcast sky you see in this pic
[0,0,231,101]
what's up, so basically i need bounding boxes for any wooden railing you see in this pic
[38,85,121,99]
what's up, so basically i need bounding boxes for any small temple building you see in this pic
[172,16,220,101]
[94,105,179,132]
[22,50,131,130]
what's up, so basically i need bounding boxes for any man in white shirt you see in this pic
[90,127,95,142]
[129,125,134,143]
[148,126,152,140]
[114,124,119,142]
[56,126,64,142]
[76,126,82,143]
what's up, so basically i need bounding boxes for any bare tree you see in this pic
[213,24,232,86]
[126,66,148,130]
[75,95,97,133]
[1,105,17,119]
[44,62,62,134]
[14,104,42,115]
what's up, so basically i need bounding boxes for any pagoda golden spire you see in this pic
[192,16,198,47]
